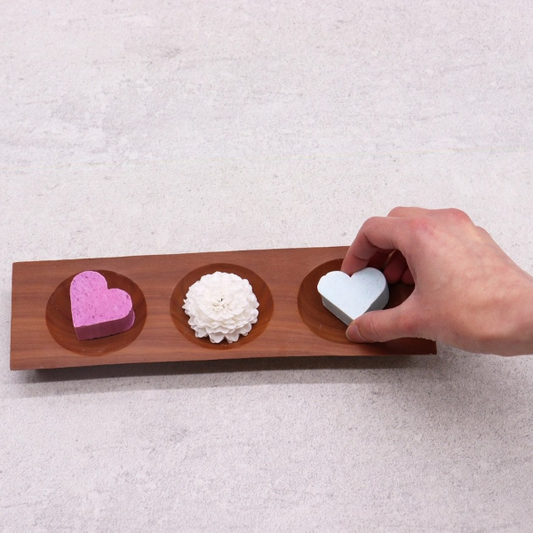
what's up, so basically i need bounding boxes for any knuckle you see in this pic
[388,206,408,217]
[406,216,435,239]
[443,207,472,224]
[366,216,382,225]
[475,224,489,237]
[361,216,381,232]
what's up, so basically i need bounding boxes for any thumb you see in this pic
[346,305,415,343]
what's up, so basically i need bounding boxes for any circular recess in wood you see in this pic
[46,270,147,355]
[297,259,352,344]
[170,263,273,350]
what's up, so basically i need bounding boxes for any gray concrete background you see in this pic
[2,1,533,531]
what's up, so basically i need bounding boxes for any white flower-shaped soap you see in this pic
[183,272,260,343]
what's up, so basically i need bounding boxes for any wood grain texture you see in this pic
[10,247,436,370]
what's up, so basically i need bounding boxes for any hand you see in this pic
[341,207,533,355]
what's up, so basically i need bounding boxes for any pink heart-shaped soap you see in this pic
[70,271,135,341]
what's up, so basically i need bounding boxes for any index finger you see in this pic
[341,216,408,274]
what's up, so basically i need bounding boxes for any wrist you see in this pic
[498,274,533,355]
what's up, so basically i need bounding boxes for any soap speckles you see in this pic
[70,271,135,340]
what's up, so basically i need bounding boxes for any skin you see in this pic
[341,207,533,355]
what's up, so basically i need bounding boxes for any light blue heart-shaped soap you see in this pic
[317,268,389,325]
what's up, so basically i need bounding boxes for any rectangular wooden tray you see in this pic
[10,246,436,370]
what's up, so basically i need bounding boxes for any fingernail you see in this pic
[346,323,365,343]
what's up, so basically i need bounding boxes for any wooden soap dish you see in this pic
[10,247,436,370]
